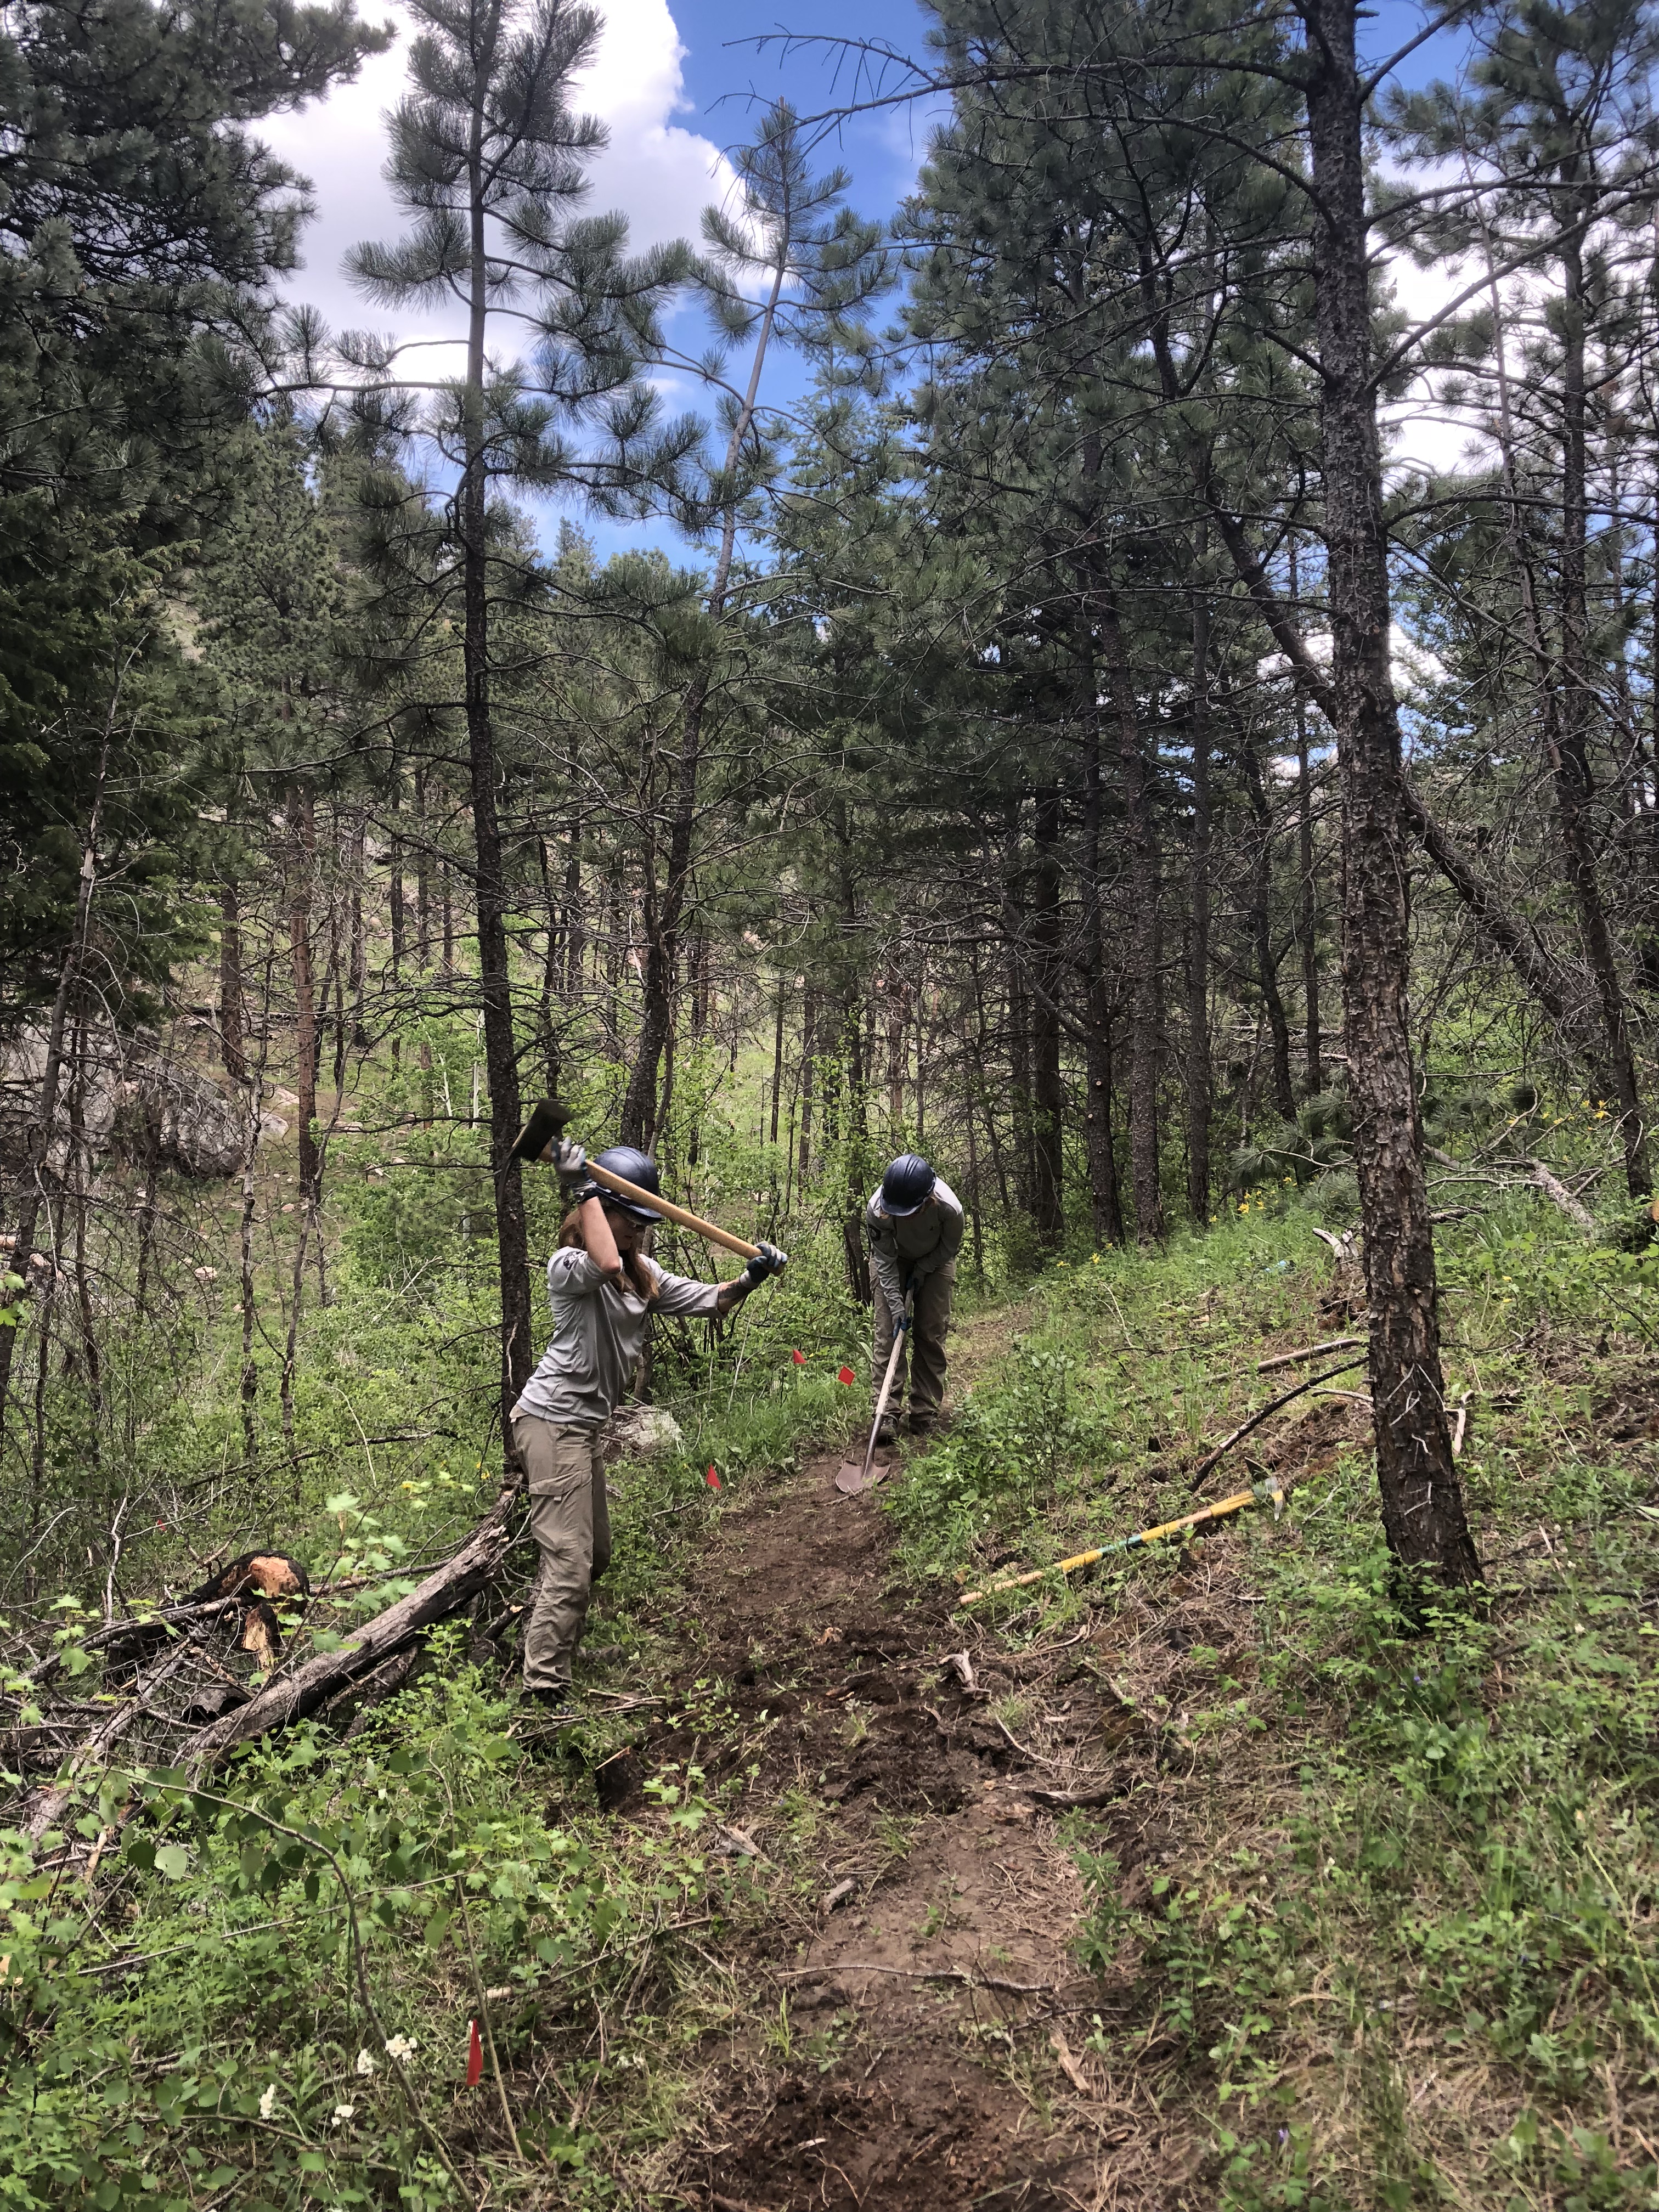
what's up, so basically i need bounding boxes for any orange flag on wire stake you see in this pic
[705,1465,722,1490]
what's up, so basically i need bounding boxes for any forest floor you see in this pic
[13,1195,1659,2212]
[562,1299,1374,2211]
[629,1429,1104,2211]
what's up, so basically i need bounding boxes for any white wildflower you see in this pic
[258,2084,277,2120]
[383,2033,416,2063]
[332,2103,355,2128]
[355,2047,377,2077]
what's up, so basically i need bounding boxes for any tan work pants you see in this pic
[511,1418,611,1691]
[872,1265,955,1430]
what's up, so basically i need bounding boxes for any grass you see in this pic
[8,1152,1659,2207]
[893,1189,1659,2209]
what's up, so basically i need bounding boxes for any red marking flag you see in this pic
[466,2019,483,2087]
[837,1365,855,1386]
[705,1464,722,1490]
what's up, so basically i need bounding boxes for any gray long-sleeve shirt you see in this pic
[864,1176,964,1312]
[512,1247,720,1431]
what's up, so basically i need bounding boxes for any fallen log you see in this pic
[185,1489,524,1761]
[1526,1156,1596,1231]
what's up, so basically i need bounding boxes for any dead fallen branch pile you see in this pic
[2,1491,525,1838]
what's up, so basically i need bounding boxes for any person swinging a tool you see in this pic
[510,1104,786,1718]
[865,1152,963,1444]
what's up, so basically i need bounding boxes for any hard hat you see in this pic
[594,1145,664,1223]
[881,1153,936,1217]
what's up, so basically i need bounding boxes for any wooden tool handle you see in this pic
[584,1160,762,1261]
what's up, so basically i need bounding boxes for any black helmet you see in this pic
[594,1144,664,1224]
[881,1153,936,1218]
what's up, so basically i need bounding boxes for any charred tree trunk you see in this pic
[1304,0,1480,1588]
[414,765,432,968]
[1554,226,1649,1195]
[1290,546,1323,1091]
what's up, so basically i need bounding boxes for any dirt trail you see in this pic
[625,1443,1109,2211]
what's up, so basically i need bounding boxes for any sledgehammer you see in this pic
[511,1099,784,1266]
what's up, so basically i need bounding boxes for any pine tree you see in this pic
[345,0,693,1425]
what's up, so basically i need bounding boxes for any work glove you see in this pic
[552,1139,600,1205]
[741,1239,787,1290]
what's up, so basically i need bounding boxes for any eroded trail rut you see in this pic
[625,1448,1106,2211]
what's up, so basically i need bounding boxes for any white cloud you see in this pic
[260,0,733,353]
[1258,624,1444,699]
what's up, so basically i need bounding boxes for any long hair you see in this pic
[557,1205,657,1304]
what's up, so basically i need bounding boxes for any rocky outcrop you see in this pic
[0,1023,260,1181]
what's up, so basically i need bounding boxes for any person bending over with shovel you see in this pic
[866,1153,963,1445]
[510,1114,785,1718]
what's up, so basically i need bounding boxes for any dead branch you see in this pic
[1188,1356,1366,1494]
[1257,1335,1363,1374]
[185,1489,523,1760]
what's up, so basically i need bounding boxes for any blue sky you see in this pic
[263,0,1481,563]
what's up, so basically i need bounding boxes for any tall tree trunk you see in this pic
[536,835,561,1093]
[1304,0,1480,1588]
[389,810,405,985]
[969,941,1014,1219]
[562,816,583,998]
[1097,578,1164,1240]
[462,16,532,1427]
[1476,212,1646,1167]
[287,782,320,1210]
[349,811,368,1052]
[414,765,432,967]
[219,880,246,1084]
[1004,921,1036,1219]
[798,985,816,1198]
[1290,545,1322,1090]
[1079,644,1126,1244]
[770,975,786,1146]
[1187,560,1214,1222]
[1554,227,1648,1194]
[1030,786,1066,1244]
[1240,730,1297,1123]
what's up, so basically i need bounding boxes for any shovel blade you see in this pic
[835,1461,872,1494]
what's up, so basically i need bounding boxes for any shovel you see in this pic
[836,1288,912,1496]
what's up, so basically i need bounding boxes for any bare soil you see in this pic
[623,1442,1109,2210]
[592,1324,1386,2211]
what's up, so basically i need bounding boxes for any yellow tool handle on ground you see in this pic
[957,1476,1284,1606]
